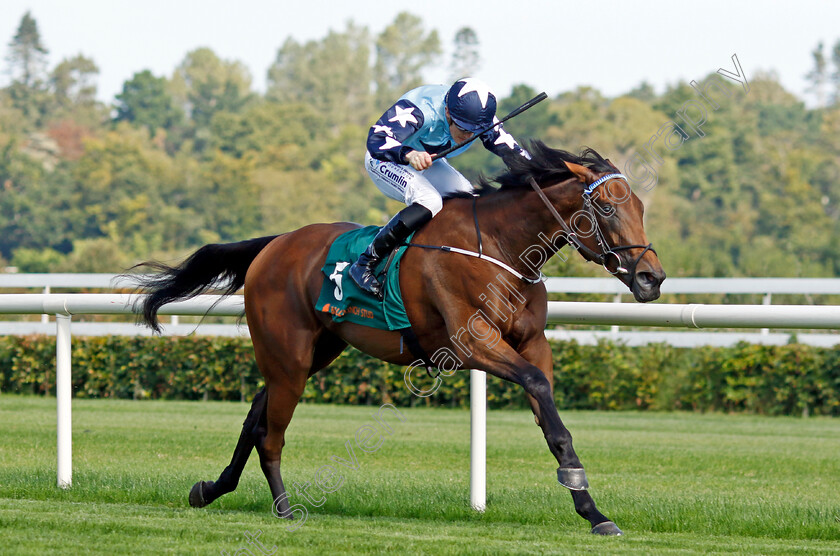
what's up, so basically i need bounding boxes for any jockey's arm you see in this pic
[367,99,425,165]
[480,118,531,165]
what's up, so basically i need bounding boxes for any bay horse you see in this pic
[136,141,665,535]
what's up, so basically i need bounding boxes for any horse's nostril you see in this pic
[637,271,658,287]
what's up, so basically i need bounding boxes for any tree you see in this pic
[267,22,373,125]
[5,11,50,120]
[499,84,553,140]
[48,54,105,127]
[626,81,657,103]
[5,11,48,88]
[0,93,28,139]
[831,39,840,106]
[209,101,326,160]
[805,41,827,107]
[373,12,441,105]
[170,48,253,129]
[114,70,183,132]
[51,54,99,108]
[67,124,201,256]
[9,247,64,272]
[448,27,481,82]
[188,151,262,241]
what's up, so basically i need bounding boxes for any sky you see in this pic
[1,0,839,107]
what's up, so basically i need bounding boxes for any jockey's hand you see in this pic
[405,150,433,171]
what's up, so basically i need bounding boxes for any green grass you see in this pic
[1,394,838,555]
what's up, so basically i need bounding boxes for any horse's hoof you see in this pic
[591,521,623,536]
[189,480,213,508]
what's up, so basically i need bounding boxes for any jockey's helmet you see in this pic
[446,78,497,133]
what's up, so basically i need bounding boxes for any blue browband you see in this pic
[583,173,626,195]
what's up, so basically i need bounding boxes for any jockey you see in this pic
[349,77,530,299]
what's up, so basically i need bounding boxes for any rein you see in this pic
[527,175,655,276]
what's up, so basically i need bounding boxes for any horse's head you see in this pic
[487,141,664,300]
[558,159,665,302]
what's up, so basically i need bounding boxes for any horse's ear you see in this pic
[605,158,620,171]
[563,161,598,185]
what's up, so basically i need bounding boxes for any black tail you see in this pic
[132,235,279,332]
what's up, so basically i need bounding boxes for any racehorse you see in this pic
[136,140,665,535]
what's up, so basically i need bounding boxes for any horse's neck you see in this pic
[478,183,577,271]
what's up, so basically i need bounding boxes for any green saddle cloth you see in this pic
[315,226,413,331]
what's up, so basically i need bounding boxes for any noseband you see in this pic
[528,174,655,277]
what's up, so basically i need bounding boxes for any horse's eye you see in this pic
[601,203,614,215]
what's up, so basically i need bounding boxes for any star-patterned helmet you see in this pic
[446,78,497,133]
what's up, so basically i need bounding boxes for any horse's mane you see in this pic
[448,140,615,198]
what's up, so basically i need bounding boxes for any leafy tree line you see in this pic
[1,10,840,280]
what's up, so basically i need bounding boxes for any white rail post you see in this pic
[761,293,772,336]
[56,313,72,489]
[611,293,622,336]
[470,369,486,512]
[41,286,50,324]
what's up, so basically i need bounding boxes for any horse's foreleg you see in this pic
[189,387,267,508]
[476,337,622,535]
[521,368,621,534]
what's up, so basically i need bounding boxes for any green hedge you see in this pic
[1,336,838,416]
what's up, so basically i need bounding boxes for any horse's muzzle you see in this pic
[631,269,665,302]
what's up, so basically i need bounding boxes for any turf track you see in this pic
[1,394,838,555]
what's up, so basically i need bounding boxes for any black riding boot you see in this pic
[349,203,433,300]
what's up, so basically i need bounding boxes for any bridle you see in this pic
[528,174,655,277]
[402,173,655,286]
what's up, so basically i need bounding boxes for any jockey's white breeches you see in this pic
[365,152,473,216]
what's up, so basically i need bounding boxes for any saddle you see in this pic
[316,225,437,373]
[316,226,413,331]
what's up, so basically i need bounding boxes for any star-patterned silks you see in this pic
[372,125,394,137]
[457,78,495,108]
[367,84,526,165]
[389,105,418,127]
[380,137,402,150]
[494,126,518,149]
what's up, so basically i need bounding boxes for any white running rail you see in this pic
[1,292,839,506]
[0,293,243,489]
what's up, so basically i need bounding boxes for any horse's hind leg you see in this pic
[189,387,268,508]
[251,331,348,518]
[255,379,307,519]
[187,326,348,509]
